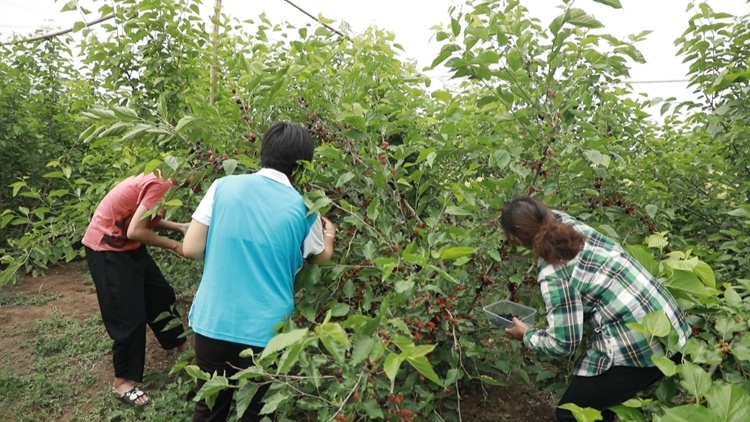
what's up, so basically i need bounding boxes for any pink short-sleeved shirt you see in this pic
[82,173,173,252]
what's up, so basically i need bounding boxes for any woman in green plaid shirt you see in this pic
[501,196,690,422]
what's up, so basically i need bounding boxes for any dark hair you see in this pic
[260,121,314,176]
[501,196,585,266]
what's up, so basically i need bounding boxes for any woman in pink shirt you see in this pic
[82,172,189,406]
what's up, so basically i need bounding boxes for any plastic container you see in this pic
[483,300,537,329]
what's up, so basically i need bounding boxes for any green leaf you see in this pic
[407,355,444,387]
[383,352,403,383]
[593,0,622,9]
[175,115,195,132]
[404,344,436,359]
[61,0,78,12]
[335,172,355,188]
[363,399,385,419]
[660,405,721,422]
[493,149,512,169]
[440,246,477,260]
[678,361,712,399]
[164,155,180,170]
[193,376,230,409]
[567,8,604,29]
[624,245,659,276]
[704,383,750,422]
[315,322,350,363]
[277,342,305,373]
[234,382,260,419]
[611,405,647,422]
[143,159,161,175]
[732,335,750,362]
[476,374,504,386]
[98,122,130,138]
[112,106,139,120]
[259,390,293,415]
[72,21,86,33]
[184,365,210,381]
[557,403,603,422]
[350,336,376,366]
[693,261,715,288]
[714,317,745,340]
[10,181,27,197]
[641,310,671,337]
[646,232,669,250]
[445,206,472,216]
[295,264,320,291]
[330,302,350,317]
[445,368,461,385]
[665,270,719,300]
[367,197,381,221]
[223,159,238,175]
[652,355,678,376]
[394,279,414,293]
[583,149,610,167]
[344,115,366,131]
[259,328,308,360]
[549,11,567,35]
[451,18,460,37]
[121,124,151,141]
[727,207,750,219]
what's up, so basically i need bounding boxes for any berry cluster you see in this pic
[584,178,656,233]
[307,113,338,143]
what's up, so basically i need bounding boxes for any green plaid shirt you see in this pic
[523,211,690,376]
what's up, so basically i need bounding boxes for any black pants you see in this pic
[85,246,186,382]
[557,354,682,422]
[193,334,269,422]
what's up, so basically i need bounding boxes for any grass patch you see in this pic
[86,376,195,422]
[0,310,196,422]
[0,313,109,421]
[0,291,61,306]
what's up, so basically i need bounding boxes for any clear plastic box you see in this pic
[483,300,537,329]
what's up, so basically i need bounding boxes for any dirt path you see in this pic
[0,261,185,421]
[0,262,100,373]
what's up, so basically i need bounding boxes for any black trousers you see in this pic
[557,354,682,422]
[193,333,269,422]
[85,246,186,382]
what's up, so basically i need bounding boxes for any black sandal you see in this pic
[115,386,151,407]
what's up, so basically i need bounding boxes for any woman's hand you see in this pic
[505,317,529,341]
[322,216,336,237]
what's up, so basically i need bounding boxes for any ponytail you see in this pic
[501,196,585,266]
[531,221,584,265]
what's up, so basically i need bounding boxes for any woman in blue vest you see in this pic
[183,121,335,421]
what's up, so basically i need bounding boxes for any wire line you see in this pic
[279,0,348,39]
[624,79,690,84]
[1,13,114,45]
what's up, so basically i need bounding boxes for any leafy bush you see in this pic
[2,0,750,420]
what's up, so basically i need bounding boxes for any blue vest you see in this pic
[189,174,317,347]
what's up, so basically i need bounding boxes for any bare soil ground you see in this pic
[0,262,557,421]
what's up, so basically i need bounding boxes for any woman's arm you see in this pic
[154,219,189,235]
[519,277,584,357]
[127,204,183,255]
[310,216,335,264]
[182,219,209,260]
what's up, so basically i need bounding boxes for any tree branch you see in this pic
[209,0,222,105]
